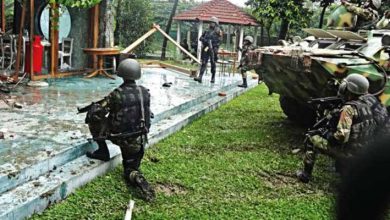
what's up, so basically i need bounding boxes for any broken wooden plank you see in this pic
[154,24,200,64]
[121,27,157,54]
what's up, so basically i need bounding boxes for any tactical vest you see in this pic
[201,27,221,48]
[345,98,376,151]
[110,84,151,135]
[360,94,390,136]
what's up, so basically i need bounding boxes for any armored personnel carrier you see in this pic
[248,28,390,125]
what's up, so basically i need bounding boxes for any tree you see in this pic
[312,0,335,28]
[247,0,312,40]
[160,0,179,60]
[114,0,154,56]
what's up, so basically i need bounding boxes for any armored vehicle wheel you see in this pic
[279,96,316,126]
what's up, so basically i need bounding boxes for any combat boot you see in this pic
[129,171,156,202]
[210,73,216,83]
[296,162,314,183]
[86,141,110,162]
[194,72,204,83]
[238,78,247,88]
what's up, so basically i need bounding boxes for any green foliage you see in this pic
[32,85,336,219]
[114,0,154,56]
[48,0,101,8]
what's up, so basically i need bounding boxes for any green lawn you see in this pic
[32,85,337,220]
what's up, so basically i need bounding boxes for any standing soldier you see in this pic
[78,59,155,201]
[237,36,255,88]
[341,0,380,29]
[194,16,222,83]
[297,74,378,183]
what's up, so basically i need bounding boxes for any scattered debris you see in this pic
[27,81,49,87]
[32,181,42,187]
[162,82,173,87]
[218,92,227,97]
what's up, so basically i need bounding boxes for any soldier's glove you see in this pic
[309,134,329,150]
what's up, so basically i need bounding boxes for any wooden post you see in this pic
[49,3,59,77]
[29,0,35,80]
[13,1,26,82]
[197,21,203,61]
[1,0,5,33]
[121,27,157,54]
[90,4,99,69]
[176,21,181,57]
[238,26,244,61]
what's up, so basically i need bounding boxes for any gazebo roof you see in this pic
[173,0,259,26]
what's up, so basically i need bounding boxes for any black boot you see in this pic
[238,78,247,88]
[126,169,156,202]
[194,72,204,83]
[296,162,314,183]
[86,140,110,162]
[210,73,215,83]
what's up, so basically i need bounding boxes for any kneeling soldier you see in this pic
[79,59,155,201]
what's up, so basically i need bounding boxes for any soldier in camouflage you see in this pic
[194,16,222,83]
[376,10,390,29]
[341,0,380,30]
[297,74,378,183]
[81,59,155,201]
[237,36,256,88]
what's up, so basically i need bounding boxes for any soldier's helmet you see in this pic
[338,74,370,96]
[244,36,254,44]
[117,59,142,81]
[210,16,219,25]
[371,0,381,9]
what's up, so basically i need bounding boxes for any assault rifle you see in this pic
[77,102,95,114]
[303,96,344,151]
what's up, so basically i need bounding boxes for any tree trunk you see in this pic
[319,4,328,28]
[113,0,122,45]
[161,0,179,60]
[278,19,289,40]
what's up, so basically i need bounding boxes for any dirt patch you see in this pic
[257,170,299,188]
[155,182,188,196]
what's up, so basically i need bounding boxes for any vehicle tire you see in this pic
[279,96,316,126]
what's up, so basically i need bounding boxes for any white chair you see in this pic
[59,38,73,69]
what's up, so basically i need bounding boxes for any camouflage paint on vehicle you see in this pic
[248,29,390,107]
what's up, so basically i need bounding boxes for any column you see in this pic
[238,26,244,61]
[226,24,231,51]
[176,21,181,57]
[253,26,258,46]
[197,21,203,61]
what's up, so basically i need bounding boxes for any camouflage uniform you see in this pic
[197,26,222,82]
[343,1,379,29]
[239,44,256,79]
[302,98,376,177]
[88,81,151,185]
[376,10,390,29]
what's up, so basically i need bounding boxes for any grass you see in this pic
[32,85,337,220]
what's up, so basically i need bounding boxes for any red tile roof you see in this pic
[173,0,259,26]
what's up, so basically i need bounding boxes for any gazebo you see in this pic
[173,0,259,61]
